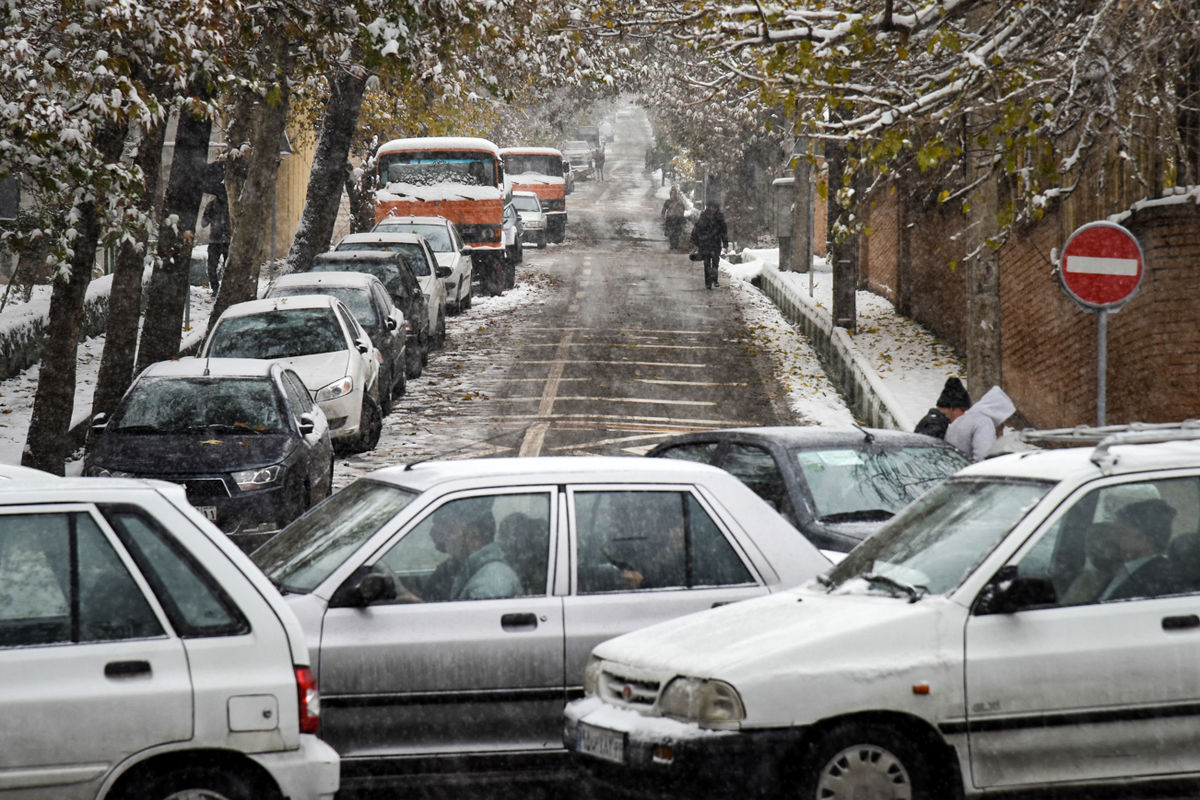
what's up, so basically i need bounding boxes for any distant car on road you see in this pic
[648,426,969,555]
[250,456,829,792]
[264,271,407,413]
[372,215,473,314]
[84,358,335,550]
[0,476,339,799]
[512,189,549,249]
[201,295,383,453]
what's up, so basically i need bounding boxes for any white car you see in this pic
[334,231,447,349]
[201,295,383,452]
[566,422,1200,800]
[249,456,829,791]
[372,215,473,314]
[0,477,339,800]
[512,190,549,249]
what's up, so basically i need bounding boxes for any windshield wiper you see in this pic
[861,572,926,602]
[814,573,836,593]
[820,509,895,523]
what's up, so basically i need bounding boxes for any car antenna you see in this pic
[853,422,875,444]
[403,425,535,471]
[203,356,211,377]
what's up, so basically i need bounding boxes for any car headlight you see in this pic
[232,464,285,491]
[86,466,134,478]
[582,657,603,696]
[657,677,745,727]
[316,376,354,403]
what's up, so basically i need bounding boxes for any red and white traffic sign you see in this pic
[1060,221,1145,310]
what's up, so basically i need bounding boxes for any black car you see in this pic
[647,426,969,553]
[264,270,407,413]
[84,357,335,552]
[309,249,430,379]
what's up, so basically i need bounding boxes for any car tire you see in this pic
[406,342,423,379]
[355,394,382,453]
[394,360,407,397]
[537,231,547,249]
[378,365,393,415]
[503,260,516,290]
[433,311,446,350]
[797,722,936,800]
[119,765,278,800]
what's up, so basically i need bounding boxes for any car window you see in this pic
[376,493,552,602]
[721,444,789,514]
[335,303,365,341]
[281,370,315,415]
[370,284,394,320]
[101,505,250,637]
[793,445,968,520]
[1011,476,1200,606]
[337,242,431,276]
[270,285,379,328]
[207,308,346,359]
[312,259,405,295]
[514,195,541,212]
[574,490,752,594]
[0,510,163,647]
[113,377,285,433]
[253,479,419,592]
[652,442,718,464]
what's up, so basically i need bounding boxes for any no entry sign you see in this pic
[1060,221,1145,310]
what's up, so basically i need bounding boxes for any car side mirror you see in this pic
[90,412,109,432]
[973,566,1058,615]
[298,412,317,436]
[386,315,398,331]
[460,247,472,256]
[329,565,398,608]
[355,337,370,354]
[436,266,451,279]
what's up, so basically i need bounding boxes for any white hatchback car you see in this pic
[372,215,473,314]
[567,423,1200,800]
[201,295,383,453]
[334,231,448,348]
[0,477,339,800]
[512,190,549,249]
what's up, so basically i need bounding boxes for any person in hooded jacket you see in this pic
[445,510,523,600]
[690,202,728,289]
[661,188,687,250]
[945,385,1015,461]
[914,377,971,439]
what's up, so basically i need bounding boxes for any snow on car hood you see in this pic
[377,184,502,203]
[276,351,353,390]
[591,585,964,726]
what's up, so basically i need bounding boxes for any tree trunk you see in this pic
[92,123,165,420]
[211,35,293,327]
[136,106,212,372]
[346,168,377,233]
[965,119,1003,395]
[285,62,368,275]
[827,139,857,331]
[22,120,128,473]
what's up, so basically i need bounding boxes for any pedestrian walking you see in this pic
[690,202,728,290]
[945,385,1015,461]
[594,148,605,181]
[202,191,230,293]
[914,377,971,439]
[661,188,686,250]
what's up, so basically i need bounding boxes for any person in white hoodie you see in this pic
[945,385,1015,461]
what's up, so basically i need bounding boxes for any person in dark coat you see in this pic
[1099,499,1179,601]
[914,377,971,439]
[202,191,230,293]
[690,203,728,290]
[661,188,686,251]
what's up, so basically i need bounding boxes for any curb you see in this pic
[758,265,915,432]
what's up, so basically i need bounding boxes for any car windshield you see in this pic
[513,195,541,212]
[113,377,285,433]
[252,479,419,592]
[824,477,1053,597]
[379,151,497,188]
[794,445,969,522]
[504,154,562,177]
[268,286,379,327]
[207,308,346,359]
[373,223,451,252]
[336,241,430,276]
[311,260,406,295]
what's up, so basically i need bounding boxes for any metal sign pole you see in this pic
[1097,309,1107,426]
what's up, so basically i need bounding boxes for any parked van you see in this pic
[566,423,1200,800]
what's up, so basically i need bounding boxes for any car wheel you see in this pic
[503,260,516,290]
[355,394,382,453]
[378,365,393,415]
[434,311,446,350]
[325,455,335,498]
[406,342,423,379]
[463,287,472,309]
[394,360,407,397]
[537,231,547,249]
[798,722,935,800]
[119,765,277,800]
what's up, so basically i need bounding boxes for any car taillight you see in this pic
[296,666,321,734]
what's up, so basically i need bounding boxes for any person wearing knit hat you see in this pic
[914,377,971,440]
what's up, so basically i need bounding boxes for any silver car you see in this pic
[251,456,829,790]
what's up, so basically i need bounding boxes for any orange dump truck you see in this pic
[375,136,510,294]
[499,146,567,244]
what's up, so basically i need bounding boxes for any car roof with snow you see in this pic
[214,294,346,319]
[952,436,1200,484]
[500,146,564,157]
[268,271,384,291]
[377,136,500,155]
[338,231,429,247]
[138,357,281,380]
[374,215,455,229]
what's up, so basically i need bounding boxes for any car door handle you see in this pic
[105,660,152,678]
[1162,615,1200,631]
[501,613,538,632]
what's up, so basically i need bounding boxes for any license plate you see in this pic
[197,506,219,521]
[578,723,625,764]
